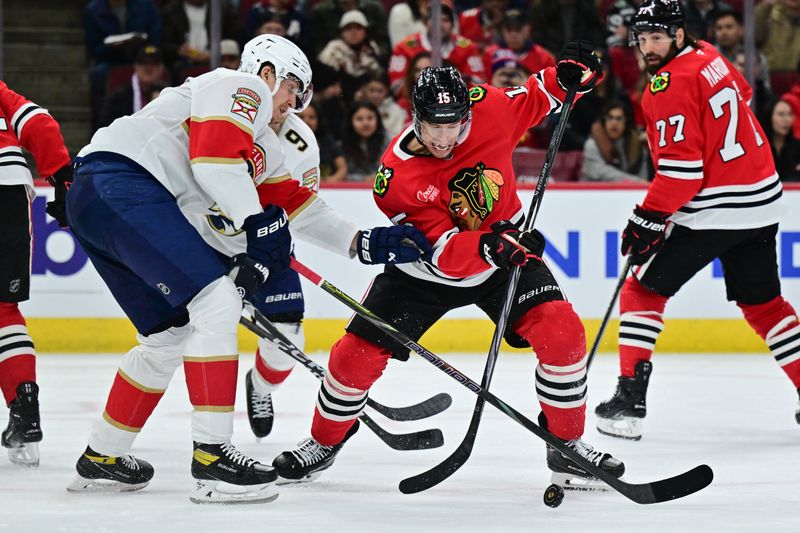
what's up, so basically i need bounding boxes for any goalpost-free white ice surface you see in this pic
[1,353,798,533]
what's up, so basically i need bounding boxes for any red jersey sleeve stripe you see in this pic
[257,177,316,219]
[189,116,253,161]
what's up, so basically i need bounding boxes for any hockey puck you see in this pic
[543,484,564,508]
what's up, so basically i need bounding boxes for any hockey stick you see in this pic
[586,257,633,370]
[290,257,713,504]
[399,85,580,494]
[239,309,445,451]
[242,305,452,421]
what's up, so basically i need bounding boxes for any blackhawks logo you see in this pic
[373,164,394,197]
[649,72,670,94]
[469,86,487,105]
[448,162,504,231]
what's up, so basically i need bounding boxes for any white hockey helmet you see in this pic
[239,34,313,112]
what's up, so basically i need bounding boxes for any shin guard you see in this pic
[739,296,800,387]
[514,301,587,441]
[0,302,35,405]
[618,277,668,377]
[311,333,390,446]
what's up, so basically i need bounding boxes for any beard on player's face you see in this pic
[645,40,680,75]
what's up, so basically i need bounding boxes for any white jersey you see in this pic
[186,109,359,261]
[78,68,287,228]
[276,113,321,192]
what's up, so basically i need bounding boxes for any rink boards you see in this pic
[23,184,800,353]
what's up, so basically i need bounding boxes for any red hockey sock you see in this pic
[618,277,668,377]
[311,333,390,446]
[103,369,166,432]
[739,296,800,388]
[514,301,587,441]
[0,302,36,405]
[254,348,293,386]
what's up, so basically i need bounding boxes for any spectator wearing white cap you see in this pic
[219,39,240,70]
[318,10,383,99]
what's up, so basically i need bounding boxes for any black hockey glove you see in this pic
[45,163,74,228]
[356,224,433,265]
[242,204,292,275]
[479,221,546,270]
[620,205,670,265]
[228,253,269,300]
[556,40,602,93]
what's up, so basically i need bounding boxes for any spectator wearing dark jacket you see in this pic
[98,45,167,129]
[530,0,604,54]
[160,0,240,79]
[765,99,800,182]
[84,0,161,130]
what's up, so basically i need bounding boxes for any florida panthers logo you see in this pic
[206,204,243,236]
[447,162,504,231]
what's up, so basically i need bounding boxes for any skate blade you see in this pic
[276,471,322,486]
[66,475,149,493]
[550,472,612,492]
[189,479,279,505]
[596,416,642,441]
[7,442,39,467]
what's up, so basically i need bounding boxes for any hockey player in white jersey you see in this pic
[66,34,431,504]
[64,35,305,504]
[189,40,433,441]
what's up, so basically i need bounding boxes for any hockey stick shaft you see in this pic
[403,86,580,493]
[243,305,451,421]
[239,311,444,451]
[290,257,713,504]
[587,256,632,370]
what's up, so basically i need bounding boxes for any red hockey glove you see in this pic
[479,221,546,270]
[620,205,670,265]
[556,40,602,93]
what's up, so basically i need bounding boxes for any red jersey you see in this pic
[458,8,494,51]
[482,43,556,78]
[373,68,569,286]
[641,42,781,230]
[0,81,70,192]
[388,32,486,94]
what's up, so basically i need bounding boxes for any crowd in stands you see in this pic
[83,0,800,184]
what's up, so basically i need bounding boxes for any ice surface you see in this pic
[1,353,798,532]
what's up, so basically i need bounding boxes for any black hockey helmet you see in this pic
[629,0,685,44]
[412,66,470,125]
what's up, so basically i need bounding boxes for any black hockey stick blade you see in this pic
[239,312,444,452]
[244,307,451,422]
[627,464,714,504]
[399,427,477,494]
[368,392,453,422]
[361,413,445,451]
[291,258,715,504]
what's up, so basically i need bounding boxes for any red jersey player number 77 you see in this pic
[595,0,800,441]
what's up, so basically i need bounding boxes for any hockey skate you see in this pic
[546,438,626,490]
[1,382,42,466]
[273,420,360,485]
[190,441,278,504]
[67,446,154,493]
[595,360,652,440]
[245,369,274,439]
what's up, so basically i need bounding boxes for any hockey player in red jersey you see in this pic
[595,0,800,440]
[272,43,629,489]
[0,81,72,467]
